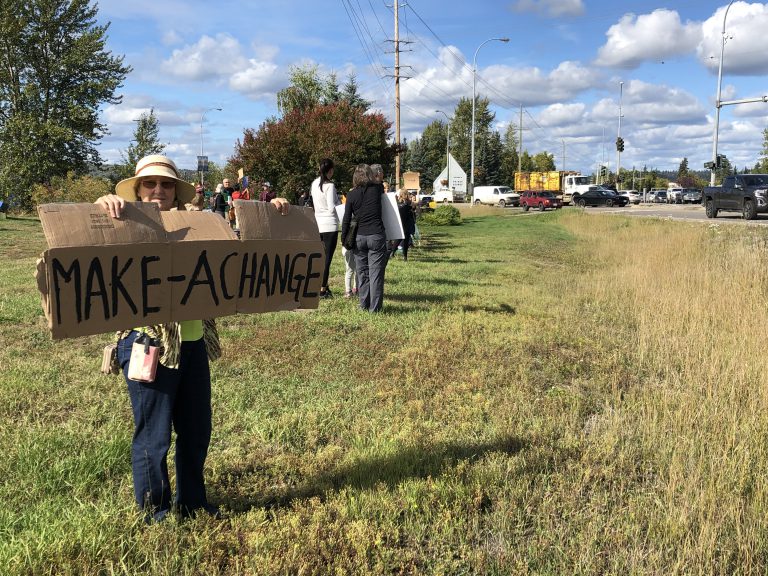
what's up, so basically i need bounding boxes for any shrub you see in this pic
[420,204,461,226]
[31,172,113,207]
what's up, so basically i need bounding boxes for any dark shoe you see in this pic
[320,288,333,299]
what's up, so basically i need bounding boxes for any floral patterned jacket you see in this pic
[111,319,221,371]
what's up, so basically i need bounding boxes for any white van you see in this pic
[472,185,520,207]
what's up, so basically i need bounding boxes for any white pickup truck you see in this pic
[433,187,465,203]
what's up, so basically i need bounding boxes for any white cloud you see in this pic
[159,34,285,98]
[229,60,282,98]
[538,103,587,126]
[590,79,706,125]
[486,61,602,106]
[511,0,585,17]
[732,99,768,117]
[396,44,601,137]
[162,29,183,46]
[697,2,768,75]
[595,9,701,69]
[162,34,246,82]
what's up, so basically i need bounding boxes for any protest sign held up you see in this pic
[36,201,325,339]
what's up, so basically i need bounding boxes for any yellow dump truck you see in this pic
[514,171,593,205]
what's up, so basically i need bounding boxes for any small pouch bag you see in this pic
[127,332,160,383]
[100,343,118,375]
[342,216,358,250]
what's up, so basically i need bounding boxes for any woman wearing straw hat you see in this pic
[96,155,290,522]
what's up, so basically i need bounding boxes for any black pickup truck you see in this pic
[703,174,768,220]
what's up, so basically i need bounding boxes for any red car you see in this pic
[519,191,563,211]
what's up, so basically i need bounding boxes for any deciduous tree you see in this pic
[0,0,130,208]
[229,103,396,202]
[532,151,555,172]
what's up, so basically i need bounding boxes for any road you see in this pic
[560,203,768,225]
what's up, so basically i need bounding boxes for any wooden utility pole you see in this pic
[518,105,523,173]
[394,1,401,190]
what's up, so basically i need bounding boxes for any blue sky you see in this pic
[95,0,768,180]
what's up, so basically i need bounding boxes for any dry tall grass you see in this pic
[560,212,768,571]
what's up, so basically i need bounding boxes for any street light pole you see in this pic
[199,107,222,188]
[436,110,452,197]
[471,37,509,197]
[711,0,735,186]
[616,81,623,189]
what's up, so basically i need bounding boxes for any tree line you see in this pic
[3,1,768,211]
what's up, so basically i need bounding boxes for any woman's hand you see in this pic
[270,197,291,215]
[95,194,126,219]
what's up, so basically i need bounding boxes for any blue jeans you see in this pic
[117,331,212,522]
[354,233,388,311]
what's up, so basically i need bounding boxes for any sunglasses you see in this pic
[141,180,176,190]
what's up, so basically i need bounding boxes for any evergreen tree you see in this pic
[499,123,519,186]
[420,120,449,189]
[322,72,341,105]
[677,157,690,180]
[115,109,165,182]
[481,131,503,185]
[450,96,494,181]
[519,151,534,172]
[0,0,131,208]
[759,127,768,172]
[341,74,371,111]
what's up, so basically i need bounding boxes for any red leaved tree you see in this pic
[229,102,397,203]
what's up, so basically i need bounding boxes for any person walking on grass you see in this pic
[95,154,291,523]
[341,164,387,312]
[390,191,416,261]
[342,243,357,298]
[311,158,340,299]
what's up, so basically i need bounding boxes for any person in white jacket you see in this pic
[311,158,340,298]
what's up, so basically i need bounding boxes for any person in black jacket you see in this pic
[390,191,416,261]
[341,164,387,312]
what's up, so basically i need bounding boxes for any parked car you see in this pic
[682,188,702,204]
[415,193,434,212]
[667,188,684,204]
[572,187,629,207]
[654,190,668,203]
[618,190,641,204]
[472,185,520,207]
[646,188,664,203]
[519,190,562,211]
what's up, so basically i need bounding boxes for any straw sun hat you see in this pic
[114,155,196,205]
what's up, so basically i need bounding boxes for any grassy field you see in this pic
[3,208,768,574]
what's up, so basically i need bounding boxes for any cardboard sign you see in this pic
[36,202,324,339]
[382,192,405,240]
[334,192,404,240]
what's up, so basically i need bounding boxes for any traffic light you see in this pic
[716,154,726,168]
[616,137,625,152]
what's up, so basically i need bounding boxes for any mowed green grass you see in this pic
[2,208,768,575]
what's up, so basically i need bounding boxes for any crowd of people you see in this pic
[94,153,418,524]
[189,159,418,310]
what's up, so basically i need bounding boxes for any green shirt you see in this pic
[179,319,204,342]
